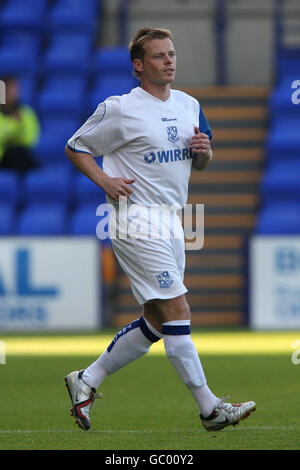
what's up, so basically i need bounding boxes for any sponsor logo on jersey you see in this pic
[161,117,177,122]
[156,271,174,288]
[167,126,179,143]
[144,152,156,164]
[143,148,193,164]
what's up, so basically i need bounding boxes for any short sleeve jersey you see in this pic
[67,87,211,209]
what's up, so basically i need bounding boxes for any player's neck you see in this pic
[141,82,171,102]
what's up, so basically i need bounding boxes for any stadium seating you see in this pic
[0,0,48,32]
[17,204,67,235]
[268,80,300,123]
[0,204,15,235]
[70,203,112,245]
[75,171,106,206]
[22,166,73,207]
[276,48,300,84]
[33,117,80,166]
[69,203,101,235]
[47,0,99,34]
[260,161,300,205]
[0,170,19,205]
[256,201,300,235]
[265,118,300,161]
[36,77,87,119]
[19,76,37,106]
[0,0,136,241]
[256,44,300,236]
[89,76,137,113]
[43,32,94,77]
[95,46,133,79]
[0,34,40,77]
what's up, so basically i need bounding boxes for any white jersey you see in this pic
[68,87,211,209]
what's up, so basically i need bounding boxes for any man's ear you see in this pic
[133,58,143,74]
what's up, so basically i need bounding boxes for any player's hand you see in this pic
[101,176,135,201]
[189,126,211,157]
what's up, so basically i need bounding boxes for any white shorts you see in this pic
[109,204,188,305]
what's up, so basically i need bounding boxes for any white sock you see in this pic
[162,320,218,417]
[82,316,162,389]
[189,384,219,417]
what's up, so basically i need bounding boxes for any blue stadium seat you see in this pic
[95,46,133,79]
[255,202,300,235]
[17,204,67,235]
[0,203,15,235]
[43,33,94,77]
[69,204,100,236]
[23,167,73,207]
[268,80,300,122]
[0,39,39,77]
[277,48,300,84]
[75,172,106,206]
[260,161,300,206]
[19,77,37,106]
[89,76,137,113]
[48,0,99,34]
[0,170,19,205]
[265,118,300,161]
[69,203,111,244]
[0,27,41,77]
[0,30,41,52]
[36,77,86,119]
[33,117,80,166]
[0,0,48,32]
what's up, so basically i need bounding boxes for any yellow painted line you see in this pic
[1,331,299,356]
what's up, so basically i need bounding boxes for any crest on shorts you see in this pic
[167,126,179,143]
[156,271,174,288]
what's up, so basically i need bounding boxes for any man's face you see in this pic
[135,38,176,86]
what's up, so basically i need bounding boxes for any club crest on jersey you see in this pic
[167,126,179,143]
[144,152,156,164]
[156,271,174,288]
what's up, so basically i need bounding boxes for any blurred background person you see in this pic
[0,76,40,174]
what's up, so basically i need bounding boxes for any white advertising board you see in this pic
[0,237,101,330]
[249,236,300,330]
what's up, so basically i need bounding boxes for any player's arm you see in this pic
[190,126,213,171]
[65,145,135,201]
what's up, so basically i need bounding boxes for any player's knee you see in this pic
[153,296,191,324]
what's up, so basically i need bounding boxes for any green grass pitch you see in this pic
[0,329,300,450]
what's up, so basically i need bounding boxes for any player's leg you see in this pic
[144,295,256,431]
[144,294,219,417]
[64,310,163,430]
[82,312,162,389]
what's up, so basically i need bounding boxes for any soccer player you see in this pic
[64,27,256,432]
